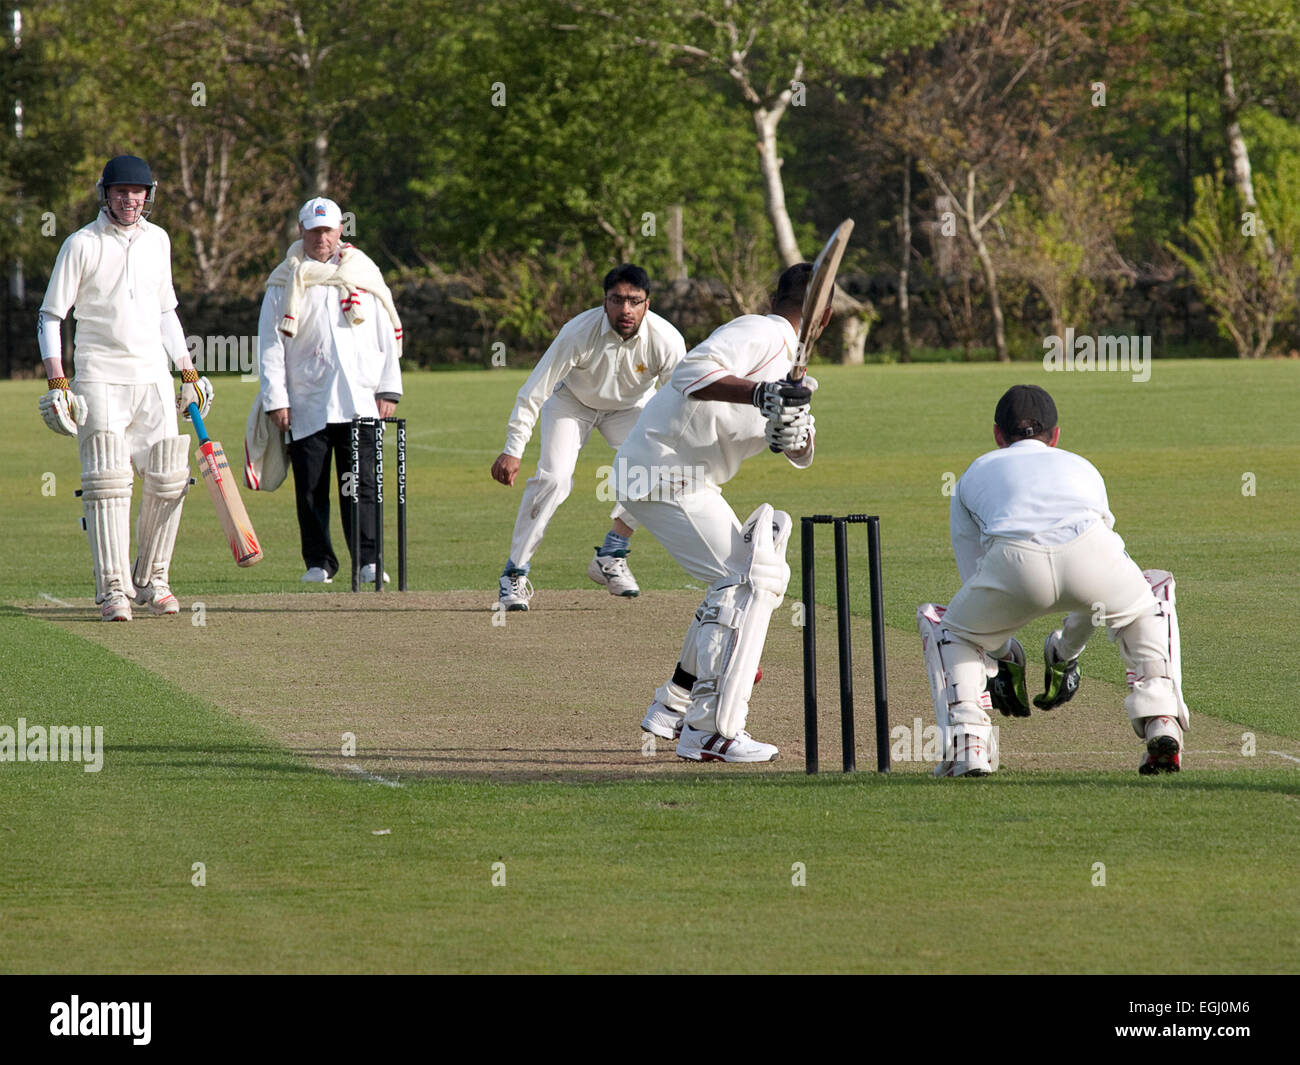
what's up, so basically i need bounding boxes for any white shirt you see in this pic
[615,313,809,501]
[258,259,402,441]
[40,213,180,385]
[503,306,686,457]
[951,439,1115,582]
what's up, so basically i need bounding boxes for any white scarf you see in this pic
[266,240,403,356]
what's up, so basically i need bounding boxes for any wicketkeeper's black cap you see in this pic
[995,384,1057,439]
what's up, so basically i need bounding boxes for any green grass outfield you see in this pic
[1,360,1297,973]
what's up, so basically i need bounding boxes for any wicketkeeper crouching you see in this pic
[918,385,1190,777]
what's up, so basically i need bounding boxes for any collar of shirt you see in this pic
[94,211,145,245]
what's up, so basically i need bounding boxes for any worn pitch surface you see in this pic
[29,590,1292,781]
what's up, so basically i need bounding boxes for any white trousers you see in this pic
[73,380,178,473]
[621,488,744,583]
[941,521,1157,656]
[509,387,641,566]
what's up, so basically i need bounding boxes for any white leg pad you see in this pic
[1117,569,1190,736]
[81,432,134,602]
[917,603,996,758]
[688,504,792,739]
[132,436,191,594]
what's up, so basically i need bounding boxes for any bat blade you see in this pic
[791,218,854,379]
[197,439,264,567]
[188,404,264,567]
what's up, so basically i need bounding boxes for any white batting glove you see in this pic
[753,377,814,419]
[178,374,214,420]
[38,379,87,437]
[764,406,814,453]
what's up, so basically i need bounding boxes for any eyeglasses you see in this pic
[605,294,647,308]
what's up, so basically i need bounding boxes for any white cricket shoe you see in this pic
[1139,715,1183,775]
[134,583,179,616]
[101,591,133,622]
[587,550,640,597]
[676,724,779,763]
[301,567,333,584]
[933,730,993,778]
[498,572,534,611]
[640,701,685,740]
[359,564,391,584]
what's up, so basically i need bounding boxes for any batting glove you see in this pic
[38,378,87,437]
[753,377,813,419]
[764,407,814,453]
[178,371,214,420]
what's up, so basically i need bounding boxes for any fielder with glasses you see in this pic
[491,264,685,611]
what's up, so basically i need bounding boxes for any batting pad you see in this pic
[132,436,191,593]
[81,432,134,602]
[1119,569,1190,735]
[917,603,995,756]
[691,504,792,739]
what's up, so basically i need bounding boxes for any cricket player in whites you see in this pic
[917,385,1190,777]
[617,263,820,762]
[491,265,686,610]
[37,155,211,621]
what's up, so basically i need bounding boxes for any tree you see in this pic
[1169,158,1300,358]
[561,0,951,363]
[996,154,1137,339]
[1138,0,1300,221]
[875,0,1120,360]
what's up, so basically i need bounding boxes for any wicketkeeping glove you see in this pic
[38,378,88,437]
[764,407,814,453]
[178,370,214,420]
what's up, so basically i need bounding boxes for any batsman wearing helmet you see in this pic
[615,263,819,763]
[917,385,1191,777]
[38,154,211,621]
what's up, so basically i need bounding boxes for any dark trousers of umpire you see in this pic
[288,421,376,578]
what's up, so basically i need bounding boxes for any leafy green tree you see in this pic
[996,154,1138,339]
[1169,156,1300,358]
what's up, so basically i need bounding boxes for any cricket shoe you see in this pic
[359,564,390,584]
[498,571,534,611]
[640,701,685,740]
[987,638,1031,717]
[676,724,779,763]
[101,591,133,622]
[933,731,993,778]
[301,567,333,584]
[134,583,179,616]
[587,549,639,597]
[1033,630,1081,710]
[1139,716,1183,775]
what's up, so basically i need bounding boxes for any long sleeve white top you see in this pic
[502,306,686,458]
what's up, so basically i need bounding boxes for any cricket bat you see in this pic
[769,219,855,451]
[790,218,854,381]
[187,403,264,567]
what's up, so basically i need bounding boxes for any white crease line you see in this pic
[1266,750,1300,765]
[39,593,74,607]
[344,764,405,788]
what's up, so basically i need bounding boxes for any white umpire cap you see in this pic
[299,197,343,230]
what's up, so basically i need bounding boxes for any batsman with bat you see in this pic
[37,155,212,622]
[616,244,846,763]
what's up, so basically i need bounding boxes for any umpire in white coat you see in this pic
[258,197,404,584]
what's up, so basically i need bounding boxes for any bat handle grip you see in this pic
[187,402,210,444]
